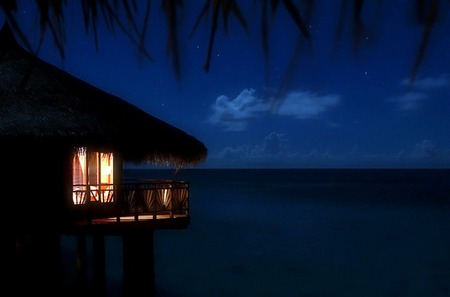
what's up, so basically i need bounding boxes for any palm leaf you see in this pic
[281,0,311,41]
[188,0,210,40]
[408,0,439,84]
[1,0,446,87]
[189,0,249,72]
[352,0,365,52]
[2,13,34,54]
[35,0,67,58]
[221,0,248,34]
[332,0,348,57]
[162,0,183,79]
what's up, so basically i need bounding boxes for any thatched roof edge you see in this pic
[0,23,207,167]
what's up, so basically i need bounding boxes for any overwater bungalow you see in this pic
[1,23,206,295]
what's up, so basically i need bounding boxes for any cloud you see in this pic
[221,132,290,161]
[263,132,290,156]
[217,132,337,167]
[412,139,437,158]
[210,136,450,168]
[390,74,449,112]
[401,73,449,90]
[389,91,427,110]
[276,91,340,119]
[207,88,269,131]
[208,88,340,131]
[216,136,348,168]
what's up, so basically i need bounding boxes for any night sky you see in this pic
[3,1,450,168]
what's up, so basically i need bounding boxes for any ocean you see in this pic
[62,169,450,296]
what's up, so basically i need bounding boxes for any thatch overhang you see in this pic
[0,24,207,167]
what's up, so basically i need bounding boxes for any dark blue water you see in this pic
[63,169,450,296]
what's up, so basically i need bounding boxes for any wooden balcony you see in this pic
[66,179,190,235]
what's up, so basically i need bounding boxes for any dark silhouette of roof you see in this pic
[0,23,207,166]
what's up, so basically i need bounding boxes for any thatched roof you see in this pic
[0,23,207,166]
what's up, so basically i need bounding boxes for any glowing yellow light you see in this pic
[72,148,115,205]
[102,165,111,175]
[162,188,170,207]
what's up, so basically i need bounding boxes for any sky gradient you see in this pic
[4,1,450,168]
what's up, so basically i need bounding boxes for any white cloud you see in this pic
[207,88,269,131]
[390,74,449,112]
[208,88,340,131]
[390,91,427,110]
[401,74,449,90]
[276,91,340,119]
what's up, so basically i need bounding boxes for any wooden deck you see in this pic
[65,215,189,235]
[65,179,190,235]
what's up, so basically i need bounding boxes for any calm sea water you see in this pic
[63,169,450,297]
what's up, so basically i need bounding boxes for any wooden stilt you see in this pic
[93,235,106,296]
[123,231,155,297]
[76,235,88,293]
[14,233,26,294]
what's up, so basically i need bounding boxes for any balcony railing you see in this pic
[71,179,189,225]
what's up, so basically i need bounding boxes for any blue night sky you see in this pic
[4,1,450,168]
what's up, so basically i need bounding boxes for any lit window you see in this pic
[72,147,114,204]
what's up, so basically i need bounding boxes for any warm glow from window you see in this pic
[100,153,113,184]
[73,148,87,186]
[72,148,114,204]
[162,188,170,207]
